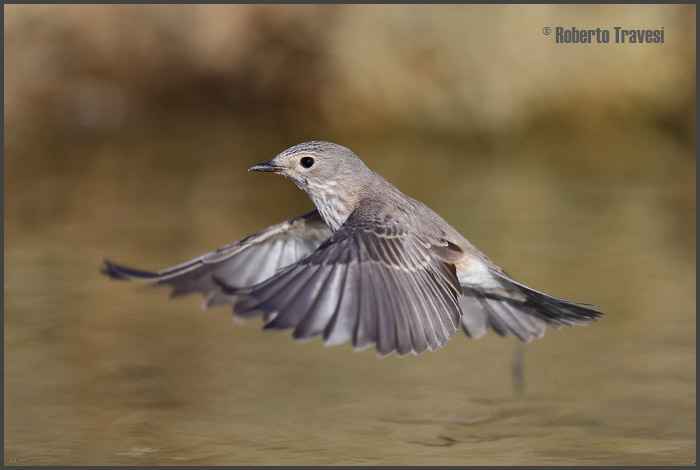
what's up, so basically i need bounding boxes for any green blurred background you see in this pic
[4,4,695,465]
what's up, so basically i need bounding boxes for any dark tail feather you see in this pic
[460,271,603,341]
[489,270,603,327]
[517,288,603,327]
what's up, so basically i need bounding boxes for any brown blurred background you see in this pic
[4,4,696,466]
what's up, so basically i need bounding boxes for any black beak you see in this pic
[248,161,285,173]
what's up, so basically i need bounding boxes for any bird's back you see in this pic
[356,172,509,277]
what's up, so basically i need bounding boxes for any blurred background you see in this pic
[4,4,695,465]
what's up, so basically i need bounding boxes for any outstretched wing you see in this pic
[103,210,331,308]
[216,210,464,357]
[459,269,603,342]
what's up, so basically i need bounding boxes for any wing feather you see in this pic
[353,237,379,351]
[293,264,348,340]
[102,210,331,307]
[222,210,463,356]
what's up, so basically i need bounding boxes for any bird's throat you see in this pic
[309,192,351,232]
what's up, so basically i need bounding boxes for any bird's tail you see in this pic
[459,272,603,342]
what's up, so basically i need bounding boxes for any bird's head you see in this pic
[249,141,373,230]
[249,141,370,198]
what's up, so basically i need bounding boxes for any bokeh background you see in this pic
[4,4,695,466]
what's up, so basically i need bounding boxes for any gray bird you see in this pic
[103,141,602,356]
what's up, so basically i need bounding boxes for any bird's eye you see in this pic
[300,157,315,168]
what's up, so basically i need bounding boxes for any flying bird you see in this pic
[103,141,602,356]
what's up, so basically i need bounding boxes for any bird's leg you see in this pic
[511,342,526,393]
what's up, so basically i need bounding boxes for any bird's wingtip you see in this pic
[101,259,125,279]
[100,259,160,281]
